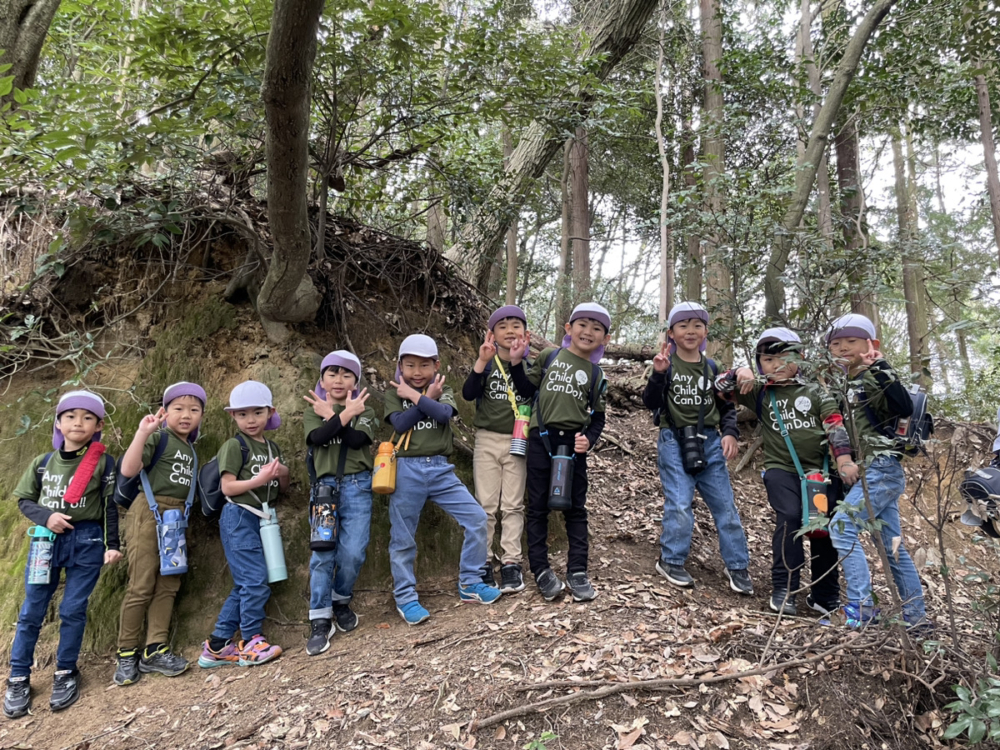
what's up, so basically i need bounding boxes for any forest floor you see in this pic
[0,399,997,750]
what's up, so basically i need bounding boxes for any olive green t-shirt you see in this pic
[303,404,377,477]
[13,448,115,523]
[736,382,838,475]
[527,348,606,432]
[384,385,457,458]
[217,432,284,510]
[665,354,720,429]
[142,429,197,499]
[473,358,532,433]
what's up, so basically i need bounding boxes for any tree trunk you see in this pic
[835,116,878,326]
[905,123,931,387]
[762,0,899,322]
[797,0,833,245]
[0,0,62,107]
[555,140,573,335]
[682,115,701,301]
[655,17,674,337]
[446,0,660,289]
[974,70,1000,265]
[570,126,591,302]
[256,0,325,340]
[503,127,518,305]
[893,130,924,385]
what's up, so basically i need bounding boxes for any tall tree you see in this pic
[502,126,518,305]
[0,0,61,106]
[654,16,674,333]
[973,69,1000,264]
[893,127,928,384]
[570,125,591,302]
[555,139,573,332]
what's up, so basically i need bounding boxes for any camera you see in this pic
[678,425,707,475]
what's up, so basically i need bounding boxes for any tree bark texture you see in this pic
[555,140,573,334]
[446,0,659,289]
[974,71,1000,265]
[655,20,674,333]
[797,0,833,245]
[892,131,925,385]
[682,114,702,300]
[257,0,325,335]
[835,116,878,326]
[762,0,899,322]
[570,125,591,303]
[503,127,518,305]
[0,0,61,106]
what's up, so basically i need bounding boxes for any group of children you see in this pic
[2,301,928,719]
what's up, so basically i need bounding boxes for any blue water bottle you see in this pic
[26,526,56,585]
[259,503,287,583]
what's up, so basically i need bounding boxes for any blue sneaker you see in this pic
[397,601,430,626]
[842,602,880,629]
[458,582,502,604]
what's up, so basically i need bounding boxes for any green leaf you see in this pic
[969,719,987,743]
[0,76,13,97]
[944,718,971,739]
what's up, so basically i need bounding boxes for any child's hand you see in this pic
[304,390,336,421]
[509,335,528,365]
[426,374,445,401]
[722,435,739,461]
[275,461,290,478]
[342,388,369,421]
[137,408,166,438]
[574,433,590,453]
[859,342,882,368]
[477,332,497,366]
[653,341,670,373]
[391,380,421,404]
[838,457,859,486]
[104,550,122,565]
[256,460,282,486]
[735,367,756,395]
[46,513,74,534]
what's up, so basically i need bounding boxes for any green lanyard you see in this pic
[768,390,829,479]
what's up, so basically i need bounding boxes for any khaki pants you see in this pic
[118,494,186,649]
[473,429,527,564]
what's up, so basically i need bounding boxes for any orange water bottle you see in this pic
[372,441,398,494]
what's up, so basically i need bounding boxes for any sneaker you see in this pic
[806,594,840,617]
[306,619,333,656]
[332,603,359,633]
[113,649,142,686]
[567,571,597,602]
[139,645,189,677]
[458,582,502,604]
[3,677,30,719]
[904,615,935,638]
[656,559,694,589]
[49,670,79,712]
[197,640,240,669]
[725,568,754,596]
[535,568,565,601]
[842,602,880,629]
[481,565,496,587]
[769,590,797,616]
[238,635,282,666]
[397,601,430,626]
[499,563,526,593]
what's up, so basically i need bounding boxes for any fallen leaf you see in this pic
[442,723,461,740]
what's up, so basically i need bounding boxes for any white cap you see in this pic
[225,381,274,411]
[398,334,439,360]
[827,313,877,343]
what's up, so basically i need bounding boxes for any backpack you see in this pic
[959,465,1000,538]
[197,434,251,518]
[113,431,170,510]
[859,384,933,457]
[37,451,115,504]
[653,358,719,427]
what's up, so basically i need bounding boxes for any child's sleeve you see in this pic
[819,389,853,458]
[102,455,121,551]
[13,457,51,526]
[462,367,486,402]
[216,438,244,478]
[385,387,423,433]
[417,386,456,424]
[868,360,914,418]
[512,350,546,399]
[341,407,377,449]
[643,370,666,412]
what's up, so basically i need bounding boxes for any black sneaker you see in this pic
[49,670,79,712]
[332,604,359,633]
[770,590,797,616]
[3,677,30,719]
[306,619,333,656]
[566,571,597,602]
[806,594,839,617]
[535,568,565,601]
[499,563,526,593]
[725,568,754,596]
[139,646,189,677]
[113,649,141,686]
[481,565,496,587]
[656,558,694,588]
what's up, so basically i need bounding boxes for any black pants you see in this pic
[763,468,840,603]
[525,428,589,575]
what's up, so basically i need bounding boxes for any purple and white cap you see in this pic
[316,350,362,400]
[666,301,709,353]
[225,380,281,430]
[755,328,802,373]
[826,313,877,343]
[53,390,105,450]
[487,305,527,331]
[162,381,207,441]
[563,302,611,363]
[396,334,439,380]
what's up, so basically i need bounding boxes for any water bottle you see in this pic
[259,503,288,583]
[26,526,56,585]
[372,442,397,494]
[310,484,338,552]
[157,508,189,575]
[510,405,531,457]
[548,445,574,511]
[803,472,829,539]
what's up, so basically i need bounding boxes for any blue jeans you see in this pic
[657,428,750,570]
[309,471,373,621]
[10,521,105,677]
[389,456,488,607]
[212,503,271,640]
[829,455,926,621]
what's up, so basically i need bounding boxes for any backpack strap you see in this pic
[141,433,199,522]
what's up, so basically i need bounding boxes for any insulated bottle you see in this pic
[510,405,531,456]
[548,445,574,511]
[259,503,288,583]
[26,526,56,585]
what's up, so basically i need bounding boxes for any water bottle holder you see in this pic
[156,512,189,576]
[309,488,339,552]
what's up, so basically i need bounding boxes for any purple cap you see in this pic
[225,380,281,430]
[53,390,105,450]
[562,303,612,364]
[826,313,877,343]
[316,350,362,400]
[487,305,527,331]
[162,381,206,442]
[396,334,439,380]
[666,302,709,353]
[755,328,803,374]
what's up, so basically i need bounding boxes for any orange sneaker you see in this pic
[237,635,282,666]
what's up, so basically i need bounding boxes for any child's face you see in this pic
[564,318,610,354]
[57,409,103,450]
[828,336,869,365]
[230,406,273,438]
[165,395,203,438]
[399,355,440,389]
[492,318,525,350]
[670,319,707,353]
[321,366,358,402]
[759,353,798,382]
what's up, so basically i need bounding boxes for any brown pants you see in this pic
[473,429,527,564]
[118,493,186,649]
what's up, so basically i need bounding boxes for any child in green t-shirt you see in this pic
[4,391,120,719]
[114,382,206,686]
[302,350,376,655]
[386,334,501,626]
